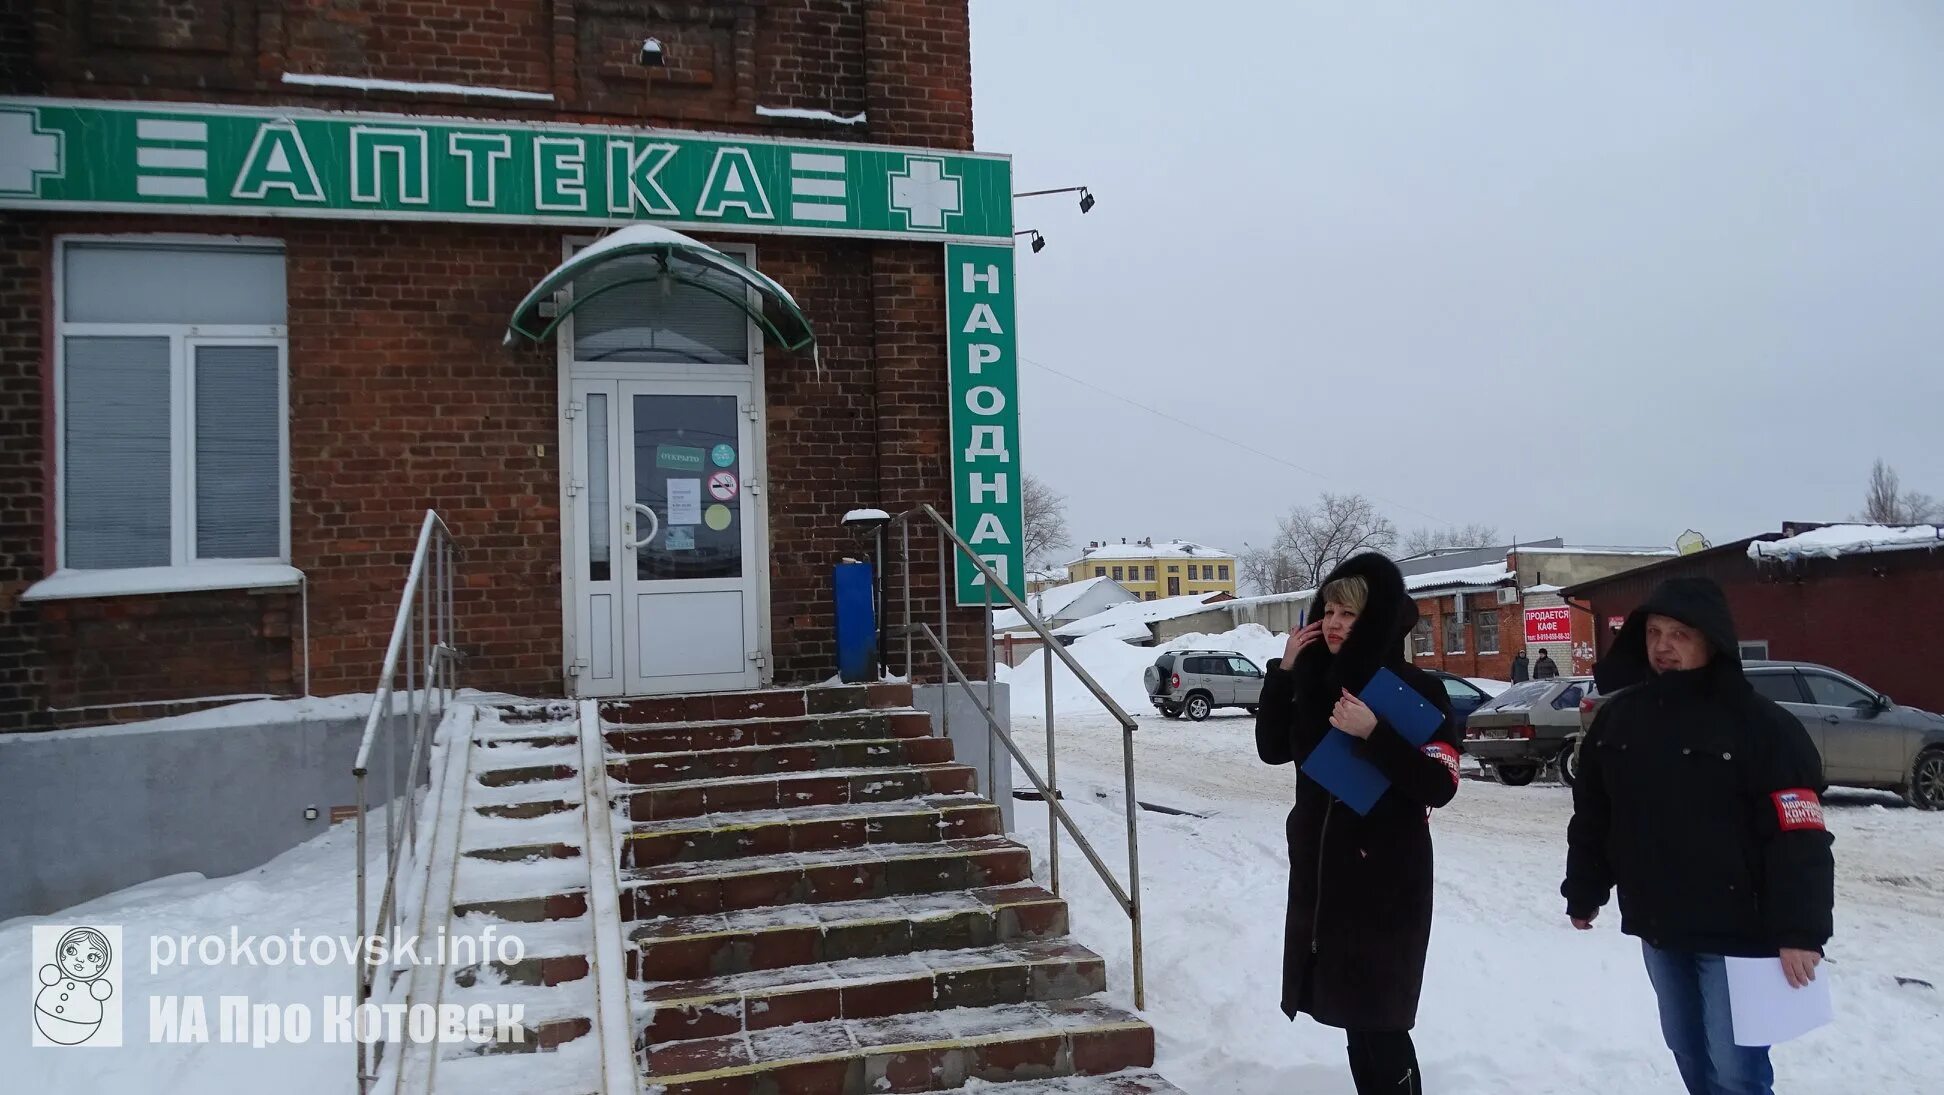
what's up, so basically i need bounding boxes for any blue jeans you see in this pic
[1641,943,1775,1095]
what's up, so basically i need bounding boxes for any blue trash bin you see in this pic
[833,560,877,684]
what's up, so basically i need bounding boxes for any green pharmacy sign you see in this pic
[0,97,1013,243]
[944,243,1025,607]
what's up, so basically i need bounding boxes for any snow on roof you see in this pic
[1523,583,1565,595]
[282,72,555,101]
[1513,545,1678,557]
[1071,539,1235,563]
[1221,588,1318,608]
[991,576,1127,632]
[1748,523,1943,562]
[1053,593,1229,639]
[1405,562,1513,592]
[756,105,868,125]
[842,508,890,523]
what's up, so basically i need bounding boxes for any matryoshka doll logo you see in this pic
[31,925,123,1047]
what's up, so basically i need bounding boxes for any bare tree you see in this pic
[1021,474,1071,567]
[1245,493,1399,594]
[1399,522,1501,558]
[1857,459,1940,525]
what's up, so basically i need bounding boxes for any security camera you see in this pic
[639,38,665,67]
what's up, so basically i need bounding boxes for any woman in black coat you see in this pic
[1255,552,1464,1094]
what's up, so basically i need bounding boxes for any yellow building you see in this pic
[1066,539,1238,601]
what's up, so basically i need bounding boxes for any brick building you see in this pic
[0,0,1018,730]
[1399,541,1674,680]
[1563,523,1944,713]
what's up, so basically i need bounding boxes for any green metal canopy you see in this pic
[505,224,816,353]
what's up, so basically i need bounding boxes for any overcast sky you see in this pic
[968,1,1944,566]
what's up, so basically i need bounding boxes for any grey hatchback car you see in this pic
[1144,650,1264,721]
[1577,660,1944,810]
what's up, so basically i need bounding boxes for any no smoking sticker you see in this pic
[707,471,739,501]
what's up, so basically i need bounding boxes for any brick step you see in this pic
[626,764,979,822]
[452,891,589,923]
[609,736,956,786]
[477,731,579,750]
[937,1069,1187,1095]
[476,763,579,789]
[637,939,1106,1045]
[629,885,1069,981]
[621,795,999,869]
[475,798,578,820]
[621,837,1032,920]
[640,997,1155,1095]
[606,710,935,755]
[439,976,597,1058]
[603,681,916,726]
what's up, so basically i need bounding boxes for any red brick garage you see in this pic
[1564,524,1944,714]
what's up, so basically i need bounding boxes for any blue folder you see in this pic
[1299,667,1446,815]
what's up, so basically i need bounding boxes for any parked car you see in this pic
[1463,677,1593,786]
[1144,650,1264,721]
[1574,660,1944,810]
[1426,670,1495,721]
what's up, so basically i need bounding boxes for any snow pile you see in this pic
[1749,524,1943,562]
[999,624,1286,716]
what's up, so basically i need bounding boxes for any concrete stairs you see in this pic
[608,682,1180,1094]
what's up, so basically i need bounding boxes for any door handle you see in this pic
[1822,715,1840,724]
[623,502,660,550]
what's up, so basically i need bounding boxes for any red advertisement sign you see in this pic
[1524,606,1574,644]
[1607,615,1626,632]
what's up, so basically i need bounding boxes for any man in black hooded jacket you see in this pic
[1564,577,1834,1095]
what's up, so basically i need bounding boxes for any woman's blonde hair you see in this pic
[1319,575,1369,615]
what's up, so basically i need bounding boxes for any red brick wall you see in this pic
[1409,592,1521,681]
[0,0,985,728]
[1580,550,1944,714]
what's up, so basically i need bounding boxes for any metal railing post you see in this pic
[900,521,913,677]
[354,773,368,1087]
[937,529,950,741]
[984,574,996,799]
[1046,631,1059,896]
[884,504,1146,1009]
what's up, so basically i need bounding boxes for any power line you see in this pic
[1018,354,1453,527]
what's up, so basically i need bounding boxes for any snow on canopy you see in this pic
[1748,523,1943,561]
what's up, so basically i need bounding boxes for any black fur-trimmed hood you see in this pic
[1293,552,1419,695]
[1594,576,1747,694]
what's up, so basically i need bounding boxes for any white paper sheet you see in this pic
[1726,956,1834,1046]
[667,479,701,526]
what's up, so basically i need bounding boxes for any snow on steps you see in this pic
[609,682,1167,1094]
[939,1069,1185,1094]
[638,998,1155,1094]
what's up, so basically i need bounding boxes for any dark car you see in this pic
[1576,660,1944,810]
[1425,670,1494,721]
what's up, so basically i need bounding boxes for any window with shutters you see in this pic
[53,239,289,573]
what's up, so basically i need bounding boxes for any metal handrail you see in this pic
[352,510,460,1092]
[887,503,1146,1009]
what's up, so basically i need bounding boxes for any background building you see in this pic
[1400,541,1675,679]
[1068,538,1237,600]
[1564,523,1944,712]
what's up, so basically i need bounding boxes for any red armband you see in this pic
[1771,788,1825,831]
[1423,741,1460,785]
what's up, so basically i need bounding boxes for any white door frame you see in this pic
[556,237,774,697]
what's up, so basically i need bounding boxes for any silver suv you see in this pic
[1144,650,1265,721]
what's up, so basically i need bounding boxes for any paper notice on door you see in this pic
[667,479,702,526]
[664,526,696,551]
[1726,956,1834,1046]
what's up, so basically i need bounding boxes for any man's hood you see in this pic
[1594,576,1743,693]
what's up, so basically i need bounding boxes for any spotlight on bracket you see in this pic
[639,37,666,67]
[1078,188,1096,214]
[1014,229,1045,254]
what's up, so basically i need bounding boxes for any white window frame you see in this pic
[34,235,293,600]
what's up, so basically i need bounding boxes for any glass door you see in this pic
[615,380,762,694]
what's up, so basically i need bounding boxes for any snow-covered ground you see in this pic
[0,821,382,1095]
[1013,708,1944,1094]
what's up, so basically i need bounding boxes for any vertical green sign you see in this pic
[945,243,1025,607]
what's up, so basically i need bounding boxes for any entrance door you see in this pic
[569,378,763,695]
